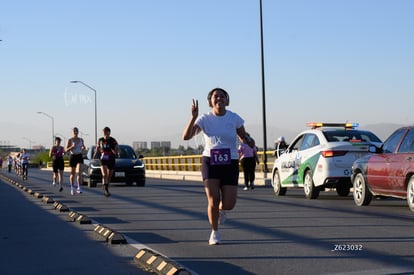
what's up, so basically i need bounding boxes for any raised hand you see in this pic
[191,99,199,118]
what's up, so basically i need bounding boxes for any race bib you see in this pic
[210,148,231,165]
[101,154,110,161]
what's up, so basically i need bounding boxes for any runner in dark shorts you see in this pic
[69,153,83,168]
[100,156,115,170]
[66,127,86,195]
[53,158,64,173]
[95,127,120,197]
[201,157,239,185]
[182,88,255,245]
[50,137,65,192]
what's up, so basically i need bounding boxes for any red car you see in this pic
[351,126,414,211]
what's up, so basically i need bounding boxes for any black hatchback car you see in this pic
[82,144,145,187]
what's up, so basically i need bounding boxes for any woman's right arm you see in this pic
[182,99,200,140]
[93,140,100,159]
[182,117,200,140]
[65,139,71,152]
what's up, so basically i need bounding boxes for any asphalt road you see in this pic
[1,168,414,275]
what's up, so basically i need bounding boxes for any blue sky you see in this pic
[1,0,413,149]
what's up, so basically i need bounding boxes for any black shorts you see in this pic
[101,157,116,170]
[201,156,239,186]
[52,157,64,172]
[69,154,83,168]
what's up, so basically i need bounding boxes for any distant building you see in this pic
[32,145,46,150]
[132,141,148,151]
[160,141,171,149]
[150,141,161,149]
[150,141,171,150]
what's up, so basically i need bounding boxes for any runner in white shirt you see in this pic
[21,149,30,180]
[183,87,254,245]
[66,127,85,195]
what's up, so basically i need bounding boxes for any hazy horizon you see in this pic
[1,1,413,149]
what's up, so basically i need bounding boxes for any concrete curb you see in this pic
[145,170,273,187]
[134,248,191,275]
[53,201,69,212]
[93,224,127,244]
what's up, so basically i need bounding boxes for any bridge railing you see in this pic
[45,151,276,173]
[142,151,275,172]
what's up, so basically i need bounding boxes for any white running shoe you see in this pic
[77,187,82,194]
[70,187,74,196]
[209,230,221,245]
[218,210,227,225]
[243,186,249,191]
[52,182,56,187]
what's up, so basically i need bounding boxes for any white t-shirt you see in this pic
[195,110,244,160]
[21,153,30,164]
[69,138,84,154]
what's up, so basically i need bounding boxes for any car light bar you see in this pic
[307,122,359,129]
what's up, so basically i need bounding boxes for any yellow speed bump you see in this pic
[68,211,91,224]
[133,249,190,275]
[93,224,127,244]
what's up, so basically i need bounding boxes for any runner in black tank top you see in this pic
[95,127,120,197]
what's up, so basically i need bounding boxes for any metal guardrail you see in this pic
[46,151,276,172]
[46,160,70,168]
[142,151,275,172]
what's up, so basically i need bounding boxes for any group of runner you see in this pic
[2,150,30,180]
[1,126,119,198]
[49,126,119,197]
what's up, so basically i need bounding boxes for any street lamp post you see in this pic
[37,111,55,146]
[70,81,97,144]
[259,0,269,173]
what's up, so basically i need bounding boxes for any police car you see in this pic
[271,122,382,199]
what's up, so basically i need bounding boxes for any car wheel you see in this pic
[406,176,414,212]
[336,185,350,196]
[272,171,287,196]
[304,170,319,199]
[136,179,145,187]
[353,172,372,206]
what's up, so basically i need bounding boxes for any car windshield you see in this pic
[323,130,382,143]
[92,146,137,159]
[119,146,137,159]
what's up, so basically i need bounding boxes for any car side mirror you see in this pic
[138,155,144,159]
[369,145,381,153]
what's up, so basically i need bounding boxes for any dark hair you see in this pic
[207,88,230,107]
[55,137,61,142]
[103,127,111,132]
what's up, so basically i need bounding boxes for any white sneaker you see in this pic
[52,182,56,187]
[77,187,82,194]
[70,187,74,196]
[243,186,249,191]
[218,210,227,225]
[209,230,221,245]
